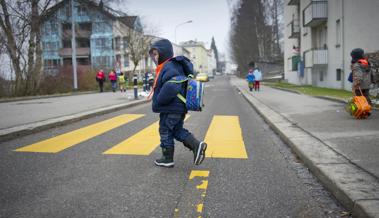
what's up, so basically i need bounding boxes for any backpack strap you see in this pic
[167,75,193,104]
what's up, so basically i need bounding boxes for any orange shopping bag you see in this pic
[352,88,371,119]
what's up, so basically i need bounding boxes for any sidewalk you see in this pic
[232,77,379,218]
[0,90,149,141]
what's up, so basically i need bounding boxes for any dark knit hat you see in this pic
[351,48,364,63]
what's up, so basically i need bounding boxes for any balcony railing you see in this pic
[59,47,90,58]
[62,29,91,38]
[304,49,328,68]
[288,19,300,39]
[303,1,327,27]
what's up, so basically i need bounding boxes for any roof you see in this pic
[42,0,138,29]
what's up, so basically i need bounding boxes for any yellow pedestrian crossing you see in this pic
[14,114,144,153]
[204,115,248,159]
[103,115,190,155]
[14,114,249,158]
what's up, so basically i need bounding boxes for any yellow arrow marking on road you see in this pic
[15,114,144,153]
[204,115,248,159]
[103,115,190,155]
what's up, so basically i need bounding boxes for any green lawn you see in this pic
[263,82,353,100]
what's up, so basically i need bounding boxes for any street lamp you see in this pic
[175,20,193,44]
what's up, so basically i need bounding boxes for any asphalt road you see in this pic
[0,76,347,218]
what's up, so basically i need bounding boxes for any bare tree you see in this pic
[0,0,57,96]
[122,20,160,78]
[229,0,284,76]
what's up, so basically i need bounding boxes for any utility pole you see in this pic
[71,0,78,90]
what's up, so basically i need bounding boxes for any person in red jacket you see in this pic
[108,70,117,92]
[96,69,105,92]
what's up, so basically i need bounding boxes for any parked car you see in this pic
[196,73,209,82]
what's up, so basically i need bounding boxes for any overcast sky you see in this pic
[119,0,232,56]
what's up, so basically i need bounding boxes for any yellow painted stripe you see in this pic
[204,116,248,159]
[15,114,144,153]
[104,115,190,155]
[174,170,210,218]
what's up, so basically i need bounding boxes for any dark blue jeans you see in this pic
[159,113,191,148]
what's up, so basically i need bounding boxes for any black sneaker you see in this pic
[194,142,207,165]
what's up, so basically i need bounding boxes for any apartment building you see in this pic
[181,40,216,75]
[41,0,144,75]
[284,0,379,90]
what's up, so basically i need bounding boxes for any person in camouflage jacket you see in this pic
[351,48,373,105]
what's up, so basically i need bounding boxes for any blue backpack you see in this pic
[168,75,205,111]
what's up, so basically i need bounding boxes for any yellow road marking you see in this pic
[189,170,210,179]
[15,114,144,153]
[104,115,190,155]
[175,170,210,217]
[204,116,248,159]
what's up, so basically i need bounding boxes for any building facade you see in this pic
[284,0,379,90]
[41,0,144,75]
[181,40,210,74]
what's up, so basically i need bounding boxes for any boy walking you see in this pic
[149,39,207,168]
[246,68,255,91]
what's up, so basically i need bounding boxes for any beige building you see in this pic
[284,0,379,90]
[181,40,209,74]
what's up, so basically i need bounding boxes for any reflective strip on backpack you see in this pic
[176,93,187,103]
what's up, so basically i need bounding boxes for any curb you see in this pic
[269,86,302,95]
[0,91,97,103]
[0,99,149,143]
[235,85,379,218]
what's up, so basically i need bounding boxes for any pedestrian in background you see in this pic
[96,69,105,92]
[118,72,126,92]
[108,69,117,92]
[149,38,207,168]
[246,68,255,91]
[253,66,262,91]
[351,48,373,105]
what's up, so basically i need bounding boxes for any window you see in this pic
[77,38,90,48]
[77,6,86,17]
[77,58,90,65]
[336,68,342,81]
[303,27,309,36]
[63,39,71,48]
[123,37,128,49]
[115,37,121,50]
[65,4,71,17]
[336,19,341,46]
[319,71,324,81]
[93,22,111,33]
[43,42,58,51]
[78,22,91,31]
[95,38,106,48]
[124,54,129,67]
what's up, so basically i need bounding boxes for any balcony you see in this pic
[59,47,90,58]
[303,1,327,27]
[288,19,300,39]
[63,29,91,38]
[304,49,328,68]
[288,0,299,6]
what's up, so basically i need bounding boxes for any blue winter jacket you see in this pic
[246,73,255,82]
[151,39,193,114]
